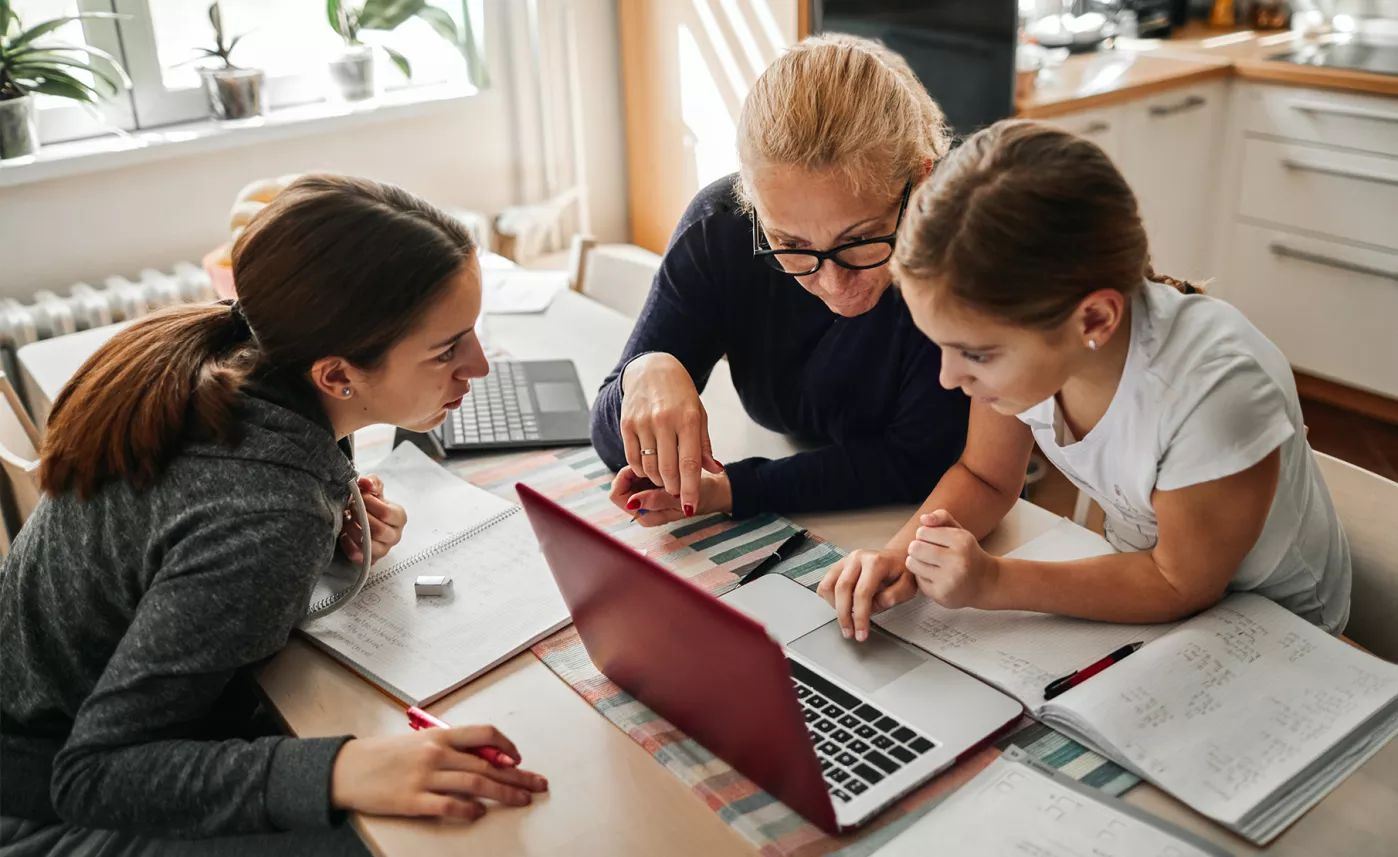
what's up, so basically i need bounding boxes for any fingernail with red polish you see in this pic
[715,460,726,472]
[684,504,695,517]
[625,497,641,511]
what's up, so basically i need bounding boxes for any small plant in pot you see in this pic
[0,0,131,160]
[325,0,462,103]
[191,2,262,121]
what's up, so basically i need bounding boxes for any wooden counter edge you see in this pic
[1018,63,1233,119]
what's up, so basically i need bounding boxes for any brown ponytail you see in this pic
[893,119,1199,329]
[41,174,476,498]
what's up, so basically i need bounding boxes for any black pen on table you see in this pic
[738,529,810,585]
[1042,641,1144,701]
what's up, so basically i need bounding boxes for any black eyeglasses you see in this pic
[751,182,911,277]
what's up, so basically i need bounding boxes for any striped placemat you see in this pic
[447,446,1136,856]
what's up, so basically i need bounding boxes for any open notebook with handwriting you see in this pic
[875,518,1398,845]
[875,746,1230,857]
[300,443,570,706]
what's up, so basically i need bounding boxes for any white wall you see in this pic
[0,0,632,300]
[0,95,517,299]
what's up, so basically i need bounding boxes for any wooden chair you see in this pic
[1315,451,1398,662]
[0,371,42,554]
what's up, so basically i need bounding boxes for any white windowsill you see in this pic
[0,83,477,190]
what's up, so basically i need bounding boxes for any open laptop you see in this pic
[435,359,590,451]
[515,484,1022,833]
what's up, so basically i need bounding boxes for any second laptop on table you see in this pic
[437,359,591,452]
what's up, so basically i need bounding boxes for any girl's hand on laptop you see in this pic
[905,510,999,610]
[817,549,918,642]
[609,465,731,527]
[619,353,725,518]
[331,726,548,822]
[341,475,407,563]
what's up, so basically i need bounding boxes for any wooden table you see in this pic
[19,290,1398,855]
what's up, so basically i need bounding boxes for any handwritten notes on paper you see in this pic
[873,518,1177,707]
[1050,594,1398,824]
[875,752,1225,857]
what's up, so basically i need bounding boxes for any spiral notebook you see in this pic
[300,443,570,706]
[876,518,1398,845]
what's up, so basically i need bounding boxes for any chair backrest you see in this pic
[0,371,42,539]
[1315,451,1398,661]
[570,237,662,320]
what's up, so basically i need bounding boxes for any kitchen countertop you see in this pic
[1019,22,1398,118]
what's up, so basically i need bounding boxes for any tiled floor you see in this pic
[1027,396,1398,525]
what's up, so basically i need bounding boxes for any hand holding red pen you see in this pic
[330,719,548,822]
[407,706,515,767]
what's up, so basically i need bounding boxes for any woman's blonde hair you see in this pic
[736,33,951,210]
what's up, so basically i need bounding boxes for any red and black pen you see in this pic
[1042,642,1143,701]
[406,706,517,768]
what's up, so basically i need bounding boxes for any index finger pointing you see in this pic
[677,413,704,517]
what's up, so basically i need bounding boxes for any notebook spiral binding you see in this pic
[306,505,522,616]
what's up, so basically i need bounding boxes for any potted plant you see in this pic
[192,2,262,121]
[0,0,131,160]
[324,0,466,102]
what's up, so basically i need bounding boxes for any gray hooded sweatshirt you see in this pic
[0,374,357,837]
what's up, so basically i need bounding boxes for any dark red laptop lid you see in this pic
[515,483,837,833]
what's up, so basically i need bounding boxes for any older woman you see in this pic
[592,34,969,526]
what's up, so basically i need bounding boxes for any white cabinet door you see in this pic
[1117,82,1228,283]
[1219,223,1398,399]
[1042,105,1126,165]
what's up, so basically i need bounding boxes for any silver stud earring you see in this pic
[342,387,352,397]
[1088,339,1098,351]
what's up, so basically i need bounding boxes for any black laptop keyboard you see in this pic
[445,361,541,445]
[789,659,938,804]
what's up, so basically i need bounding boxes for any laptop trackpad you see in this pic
[788,622,927,695]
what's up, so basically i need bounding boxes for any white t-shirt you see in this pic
[1017,280,1351,633]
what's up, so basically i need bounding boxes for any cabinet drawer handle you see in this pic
[1080,120,1111,136]
[1149,95,1206,117]
[1269,242,1398,282]
[1288,100,1398,125]
[1281,158,1398,187]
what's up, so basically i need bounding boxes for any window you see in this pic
[19,0,485,144]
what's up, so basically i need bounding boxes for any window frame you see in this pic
[30,0,137,144]
[29,0,485,142]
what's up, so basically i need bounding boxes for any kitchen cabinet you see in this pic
[1213,82,1398,399]
[1043,82,1228,283]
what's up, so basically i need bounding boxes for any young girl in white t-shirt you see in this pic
[820,119,1352,638]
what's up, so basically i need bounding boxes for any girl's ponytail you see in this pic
[41,303,258,498]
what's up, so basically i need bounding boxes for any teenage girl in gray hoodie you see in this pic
[0,175,548,855]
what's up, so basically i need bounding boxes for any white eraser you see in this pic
[414,575,453,597]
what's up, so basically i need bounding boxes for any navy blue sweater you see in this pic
[590,176,970,519]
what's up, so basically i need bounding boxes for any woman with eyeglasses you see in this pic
[591,33,970,526]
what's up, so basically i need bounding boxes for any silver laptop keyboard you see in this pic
[788,659,937,804]
[446,361,541,445]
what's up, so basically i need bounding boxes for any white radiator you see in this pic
[0,262,214,349]
[0,263,215,413]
